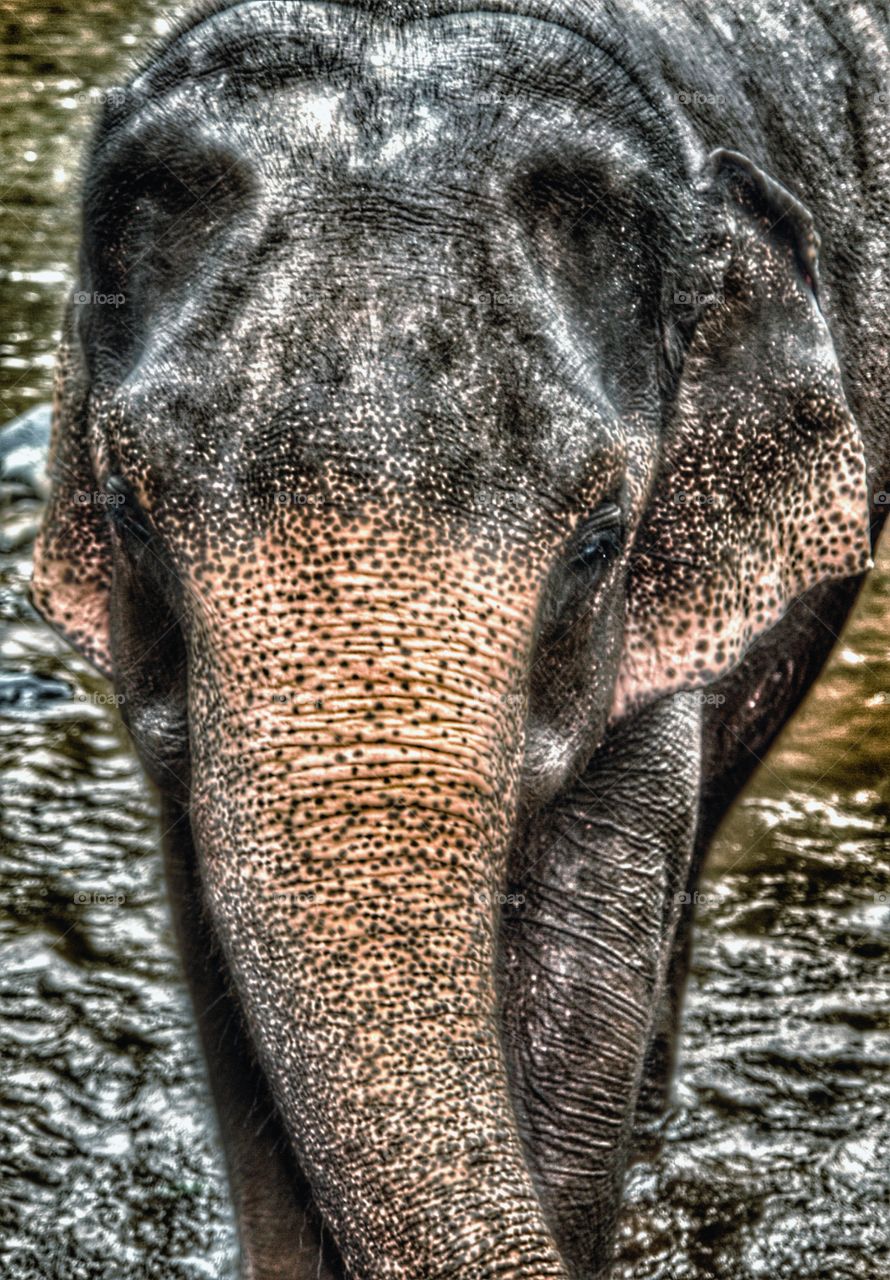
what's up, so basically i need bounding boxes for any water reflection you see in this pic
[615,560,890,1278]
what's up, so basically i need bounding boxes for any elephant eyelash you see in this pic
[105,483,184,605]
[105,475,165,569]
[105,474,155,545]
[542,504,625,628]
[570,502,625,573]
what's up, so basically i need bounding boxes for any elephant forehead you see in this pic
[122,2,664,183]
[86,2,664,544]
[97,227,632,523]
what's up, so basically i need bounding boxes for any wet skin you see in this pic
[31,1,889,1277]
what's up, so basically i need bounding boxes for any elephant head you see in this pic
[31,4,870,1277]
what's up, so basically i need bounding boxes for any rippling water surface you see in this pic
[1,3,888,1276]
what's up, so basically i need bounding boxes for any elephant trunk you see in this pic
[500,693,702,1278]
[183,520,567,1278]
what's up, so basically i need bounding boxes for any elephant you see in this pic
[29,0,888,1276]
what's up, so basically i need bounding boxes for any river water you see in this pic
[1,2,888,1276]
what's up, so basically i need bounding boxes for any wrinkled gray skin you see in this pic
[30,1,888,1277]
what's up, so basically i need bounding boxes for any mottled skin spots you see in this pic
[186,525,563,1276]
[30,1,888,1277]
[616,152,872,715]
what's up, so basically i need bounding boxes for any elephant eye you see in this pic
[571,501,625,574]
[105,473,155,546]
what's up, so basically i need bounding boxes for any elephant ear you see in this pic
[30,292,114,678]
[613,149,871,718]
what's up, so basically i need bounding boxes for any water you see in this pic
[1,2,888,1276]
